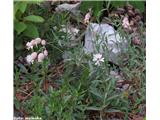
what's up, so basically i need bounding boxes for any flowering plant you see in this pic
[25,37,48,64]
[92,53,104,66]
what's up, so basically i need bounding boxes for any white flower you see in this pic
[93,53,104,66]
[26,55,34,64]
[38,53,45,62]
[26,42,33,50]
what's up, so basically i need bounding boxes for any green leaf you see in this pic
[85,106,102,111]
[14,2,27,16]
[64,95,71,103]
[106,95,119,103]
[24,15,45,23]
[14,2,19,16]
[129,1,145,13]
[89,87,103,99]
[19,2,27,13]
[14,37,24,50]
[14,21,27,34]
[15,42,24,50]
[23,24,39,38]
[80,1,103,16]
[26,0,44,4]
[111,1,127,8]
[14,98,21,110]
[104,109,121,113]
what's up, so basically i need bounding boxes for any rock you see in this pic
[55,1,81,14]
[122,84,130,90]
[84,23,128,65]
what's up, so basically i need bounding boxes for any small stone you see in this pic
[122,84,130,90]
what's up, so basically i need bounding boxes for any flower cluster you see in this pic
[25,38,48,64]
[93,53,104,66]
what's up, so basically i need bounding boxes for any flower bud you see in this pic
[84,12,91,24]
[31,39,36,46]
[35,38,41,44]
[31,52,37,60]
[44,50,48,57]
[38,53,45,62]
[41,40,46,46]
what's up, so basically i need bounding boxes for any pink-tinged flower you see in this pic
[31,52,37,60]
[132,37,141,45]
[26,42,33,50]
[31,39,36,46]
[43,50,48,57]
[38,53,45,62]
[122,16,131,30]
[35,38,41,45]
[93,53,104,66]
[84,12,91,24]
[41,40,46,46]
[26,55,34,64]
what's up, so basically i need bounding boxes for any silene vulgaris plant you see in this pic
[25,38,48,64]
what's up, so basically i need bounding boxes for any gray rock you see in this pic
[55,2,81,15]
[84,23,128,65]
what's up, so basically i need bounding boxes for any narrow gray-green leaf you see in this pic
[85,106,102,111]
[90,87,103,99]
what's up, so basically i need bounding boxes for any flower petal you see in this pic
[100,58,104,62]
